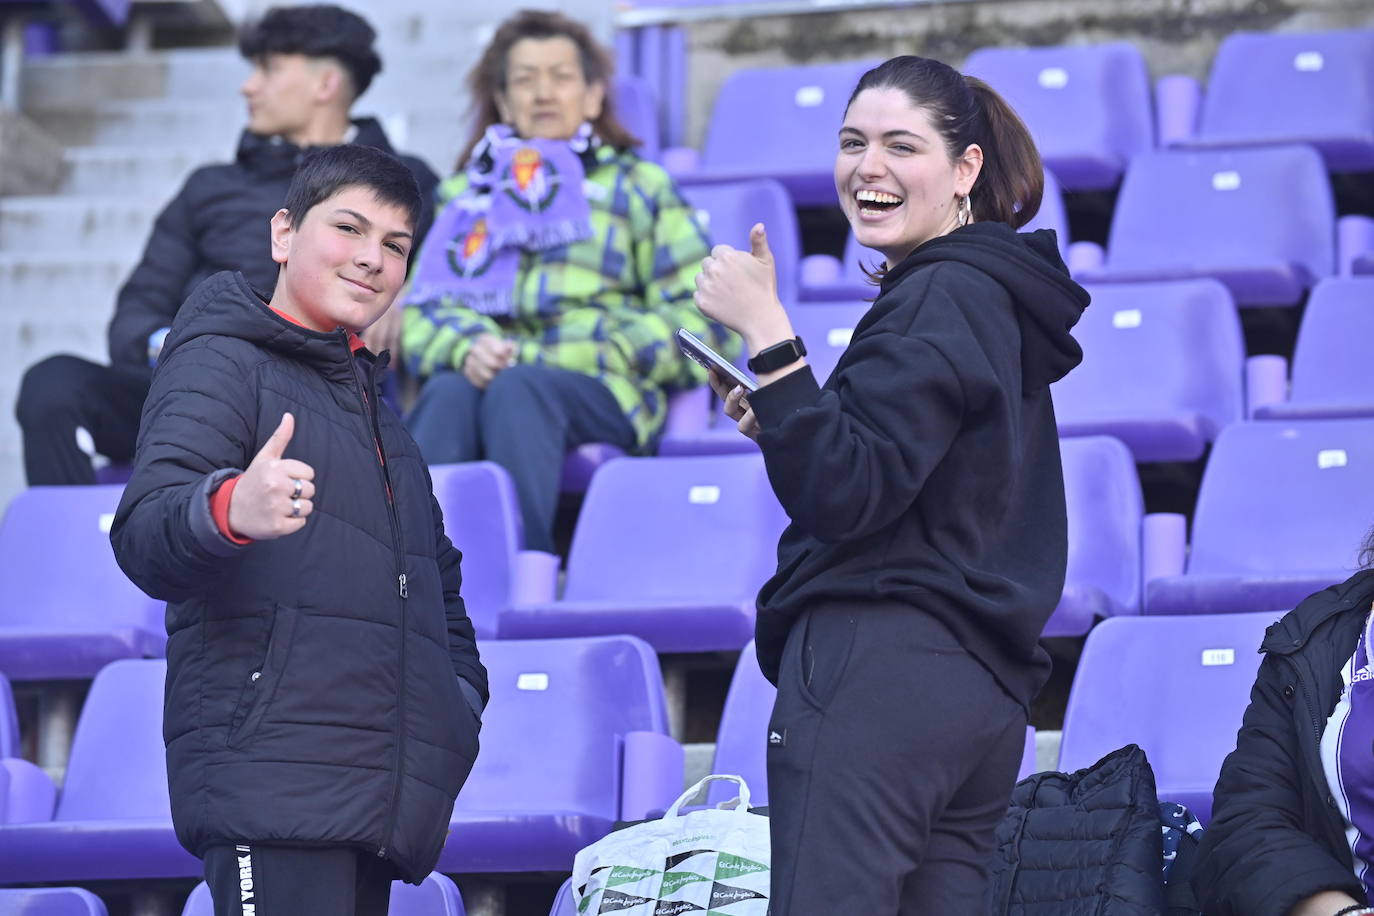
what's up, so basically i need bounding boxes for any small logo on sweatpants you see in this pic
[768,728,786,747]
[235,844,256,915]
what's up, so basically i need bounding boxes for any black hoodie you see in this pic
[108,118,439,374]
[748,222,1089,708]
[111,271,483,882]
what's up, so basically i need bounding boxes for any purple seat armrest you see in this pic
[1067,241,1105,279]
[800,254,842,288]
[621,731,683,822]
[511,551,560,606]
[1142,513,1188,585]
[662,146,701,176]
[1245,355,1289,418]
[1338,215,1374,276]
[3,758,56,824]
[1156,74,1202,147]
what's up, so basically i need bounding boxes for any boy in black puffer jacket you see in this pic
[111,145,485,916]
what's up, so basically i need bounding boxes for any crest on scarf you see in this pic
[445,217,494,278]
[503,146,560,213]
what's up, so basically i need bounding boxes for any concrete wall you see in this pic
[677,0,1374,146]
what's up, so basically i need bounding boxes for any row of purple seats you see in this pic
[0,636,681,884]
[180,873,466,915]
[1059,611,1279,824]
[0,675,16,759]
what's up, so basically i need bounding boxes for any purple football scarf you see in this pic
[406,123,595,316]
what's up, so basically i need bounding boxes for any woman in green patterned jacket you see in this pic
[400,9,735,552]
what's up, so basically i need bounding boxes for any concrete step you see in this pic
[0,251,138,313]
[29,99,243,148]
[60,143,221,197]
[0,197,160,252]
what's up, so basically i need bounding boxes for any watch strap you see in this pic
[747,336,807,374]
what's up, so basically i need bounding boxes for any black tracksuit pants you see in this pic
[16,354,150,486]
[766,604,1027,916]
[203,843,395,916]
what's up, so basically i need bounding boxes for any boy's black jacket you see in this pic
[111,271,485,883]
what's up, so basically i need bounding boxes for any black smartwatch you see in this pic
[747,337,807,374]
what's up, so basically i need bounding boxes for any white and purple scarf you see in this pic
[406,123,596,316]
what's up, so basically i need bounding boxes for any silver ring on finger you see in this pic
[290,498,302,519]
[291,478,303,500]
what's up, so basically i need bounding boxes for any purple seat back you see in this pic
[57,659,169,821]
[1054,280,1245,462]
[1059,611,1281,823]
[614,74,660,162]
[787,302,870,385]
[1194,29,1374,172]
[1187,419,1374,581]
[963,43,1153,191]
[1283,277,1374,416]
[0,485,165,680]
[452,636,668,819]
[697,59,882,205]
[1097,146,1334,305]
[562,455,787,606]
[826,169,1070,298]
[182,872,465,916]
[550,878,577,916]
[1049,437,1144,636]
[682,180,801,305]
[0,673,17,758]
[0,887,109,915]
[707,642,775,807]
[428,462,523,640]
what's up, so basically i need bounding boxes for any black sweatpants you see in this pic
[15,354,150,486]
[766,604,1027,916]
[203,843,394,916]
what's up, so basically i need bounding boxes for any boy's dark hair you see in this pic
[283,145,421,232]
[238,5,383,99]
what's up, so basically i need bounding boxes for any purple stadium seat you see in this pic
[1048,437,1144,637]
[0,659,200,883]
[0,887,108,915]
[1182,29,1374,172]
[0,485,165,681]
[181,872,466,915]
[677,59,882,206]
[801,169,1072,301]
[427,462,531,640]
[1145,419,1374,614]
[0,673,17,759]
[1059,611,1281,824]
[499,455,788,652]
[1253,277,1374,420]
[438,636,681,873]
[962,43,1154,191]
[614,74,660,162]
[550,879,577,916]
[1053,279,1245,462]
[1079,146,1335,306]
[657,302,869,457]
[681,179,801,305]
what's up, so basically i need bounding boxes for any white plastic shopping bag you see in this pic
[571,774,771,915]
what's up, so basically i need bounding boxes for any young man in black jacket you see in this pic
[1195,567,1374,916]
[110,145,482,916]
[16,4,438,487]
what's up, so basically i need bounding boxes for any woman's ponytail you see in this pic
[965,76,1044,229]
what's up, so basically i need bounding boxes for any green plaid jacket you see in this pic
[400,145,738,448]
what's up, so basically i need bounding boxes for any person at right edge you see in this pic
[692,55,1089,914]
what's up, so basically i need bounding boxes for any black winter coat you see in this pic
[108,119,439,374]
[110,271,485,883]
[1193,570,1374,914]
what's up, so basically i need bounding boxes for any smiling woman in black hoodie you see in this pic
[693,56,1089,915]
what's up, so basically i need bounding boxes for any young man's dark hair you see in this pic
[285,145,421,233]
[238,3,383,98]
[15,4,437,490]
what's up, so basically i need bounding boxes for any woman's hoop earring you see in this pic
[957,194,973,228]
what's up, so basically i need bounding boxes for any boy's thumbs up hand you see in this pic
[227,412,318,541]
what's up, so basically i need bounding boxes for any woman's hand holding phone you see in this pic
[709,369,760,441]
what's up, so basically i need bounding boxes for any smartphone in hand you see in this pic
[676,328,757,393]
